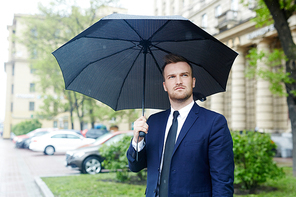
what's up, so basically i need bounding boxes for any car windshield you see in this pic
[92,133,114,145]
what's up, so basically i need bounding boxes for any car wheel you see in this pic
[44,146,55,155]
[82,156,102,174]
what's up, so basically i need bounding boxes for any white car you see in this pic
[29,130,96,155]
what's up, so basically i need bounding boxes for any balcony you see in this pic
[216,10,239,32]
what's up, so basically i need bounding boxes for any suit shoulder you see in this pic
[198,105,226,119]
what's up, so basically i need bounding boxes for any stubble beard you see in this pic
[169,90,193,104]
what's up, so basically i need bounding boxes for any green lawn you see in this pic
[42,172,146,197]
[42,167,296,197]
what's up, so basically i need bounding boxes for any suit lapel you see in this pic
[173,103,200,153]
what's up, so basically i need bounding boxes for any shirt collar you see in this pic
[170,101,194,119]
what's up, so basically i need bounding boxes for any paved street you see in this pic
[0,137,79,197]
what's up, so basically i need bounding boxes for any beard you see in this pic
[168,90,193,103]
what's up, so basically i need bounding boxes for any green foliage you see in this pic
[100,135,131,181]
[246,48,293,96]
[100,135,146,182]
[242,0,296,28]
[12,119,42,136]
[232,131,285,191]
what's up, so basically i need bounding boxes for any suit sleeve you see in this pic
[126,138,147,172]
[208,114,234,196]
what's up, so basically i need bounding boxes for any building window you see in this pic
[11,103,13,112]
[231,0,238,11]
[11,84,14,94]
[30,83,35,92]
[64,121,68,129]
[231,0,238,17]
[215,5,222,17]
[30,64,36,73]
[201,14,208,29]
[53,121,58,128]
[32,49,38,59]
[12,64,15,76]
[29,102,35,111]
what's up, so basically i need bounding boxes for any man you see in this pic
[127,54,234,196]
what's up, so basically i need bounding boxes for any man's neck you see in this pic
[170,97,194,111]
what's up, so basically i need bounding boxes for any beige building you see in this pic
[3,7,129,139]
[154,0,293,133]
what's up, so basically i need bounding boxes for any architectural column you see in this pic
[210,93,224,115]
[231,47,246,131]
[256,39,273,132]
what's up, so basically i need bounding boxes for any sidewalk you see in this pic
[0,137,78,197]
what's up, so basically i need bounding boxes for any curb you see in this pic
[34,177,54,197]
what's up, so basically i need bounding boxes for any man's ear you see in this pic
[163,82,168,92]
[192,77,196,88]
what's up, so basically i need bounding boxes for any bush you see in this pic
[100,135,146,182]
[232,131,284,192]
[12,119,42,136]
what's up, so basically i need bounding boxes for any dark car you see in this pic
[65,131,132,174]
[82,128,109,139]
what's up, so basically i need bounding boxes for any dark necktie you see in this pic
[159,111,179,197]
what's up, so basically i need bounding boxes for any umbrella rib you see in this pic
[123,19,144,41]
[115,47,144,110]
[148,20,170,41]
[66,45,137,89]
[147,47,162,74]
[85,35,139,43]
[151,44,225,90]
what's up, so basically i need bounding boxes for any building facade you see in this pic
[154,0,293,133]
[3,7,129,139]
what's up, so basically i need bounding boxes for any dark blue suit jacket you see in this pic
[127,103,234,196]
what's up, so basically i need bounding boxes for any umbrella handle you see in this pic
[136,131,146,162]
[139,131,146,137]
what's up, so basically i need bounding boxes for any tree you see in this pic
[18,0,119,130]
[243,0,296,176]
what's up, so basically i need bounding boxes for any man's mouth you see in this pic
[175,86,184,90]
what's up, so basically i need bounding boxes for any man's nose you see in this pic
[176,76,182,84]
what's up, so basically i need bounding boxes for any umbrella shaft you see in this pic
[142,50,147,116]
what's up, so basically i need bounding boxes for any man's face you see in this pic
[162,62,196,103]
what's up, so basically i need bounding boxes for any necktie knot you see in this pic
[173,111,179,121]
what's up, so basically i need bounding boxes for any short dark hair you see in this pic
[162,53,193,76]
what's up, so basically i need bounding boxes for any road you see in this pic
[0,137,79,197]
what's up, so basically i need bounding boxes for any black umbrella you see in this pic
[53,13,237,115]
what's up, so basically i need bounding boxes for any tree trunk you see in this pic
[67,91,75,129]
[285,60,296,176]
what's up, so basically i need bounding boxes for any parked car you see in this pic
[23,129,82,149]
[29,130,96,155]
[65,131,133,174]
[81,128,109,139]
[14,128,59,148]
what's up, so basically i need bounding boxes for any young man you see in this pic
[127,54,234,197]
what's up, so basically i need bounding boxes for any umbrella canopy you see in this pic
[53,13,238,111]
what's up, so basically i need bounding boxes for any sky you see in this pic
[0,0,154,122]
